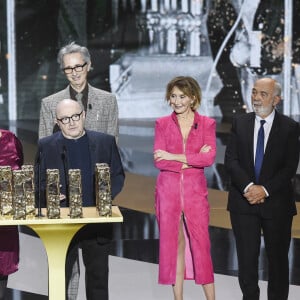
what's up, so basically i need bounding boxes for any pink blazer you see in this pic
[154,112,216,284]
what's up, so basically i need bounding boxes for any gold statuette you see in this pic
[22,165,36,218]
[12,170,26,220]
[68,169,83,218]
[46,169,60,219]
[0,166,13,218]
[95,163,112,217]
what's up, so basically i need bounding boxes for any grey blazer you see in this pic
[38,84,119,139]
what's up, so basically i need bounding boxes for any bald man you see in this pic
[35,99,124,300]
[225,78,299,300]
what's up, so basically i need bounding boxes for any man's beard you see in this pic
[252,101,273,117]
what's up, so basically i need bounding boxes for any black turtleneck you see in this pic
[63,133,94,206]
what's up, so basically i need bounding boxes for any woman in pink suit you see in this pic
[154,77,216,300]
[0,129,23,300]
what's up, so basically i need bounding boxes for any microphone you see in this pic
[88,103,92,110]
[194,123,198,129]
[61,146,69,206]
[35,150,41,165]
[35,150,44,217]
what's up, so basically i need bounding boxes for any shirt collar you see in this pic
[255,109,275,125]
[69,84,88,100]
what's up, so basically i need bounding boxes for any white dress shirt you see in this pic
[244,109,276,195]
[253,109,275,160]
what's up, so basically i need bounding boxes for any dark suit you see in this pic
[225,111,299,300]
[36,130,125,300]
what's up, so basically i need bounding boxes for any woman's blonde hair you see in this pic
[165,76,201,111]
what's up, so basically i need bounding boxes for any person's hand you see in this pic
[200,144,211,153]
[243,185,266,205]
[154,149,172,161]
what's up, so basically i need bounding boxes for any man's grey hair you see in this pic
[57,42,91,69]
[273,80,281,97]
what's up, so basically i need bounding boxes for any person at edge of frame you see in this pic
[225,77,300,300]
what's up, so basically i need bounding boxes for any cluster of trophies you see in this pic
[0,163,112,220]
[0,165,36,220]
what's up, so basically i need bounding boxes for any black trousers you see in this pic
[66,223,112,300]
[230,212,293,300]
[0,276,8,300]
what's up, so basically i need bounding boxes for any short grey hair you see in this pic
[273,80,281,97]
[57,42,91,69]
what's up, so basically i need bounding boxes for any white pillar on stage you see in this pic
[283,0,293,116]
[6,0,17,132]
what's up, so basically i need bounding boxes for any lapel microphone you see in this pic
[88,104,92,109]
[194,123,198,129]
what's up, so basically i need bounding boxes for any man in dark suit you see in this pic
[225,77,300,300]
[36,99,124,300]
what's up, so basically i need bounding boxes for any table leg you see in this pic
[29,224,85,300]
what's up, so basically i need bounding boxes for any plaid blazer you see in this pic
[38,84,118,139]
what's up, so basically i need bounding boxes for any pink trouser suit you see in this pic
[154,112,216,284]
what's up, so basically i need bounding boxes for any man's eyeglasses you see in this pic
[62,62,87,74]
[57,111,83,124]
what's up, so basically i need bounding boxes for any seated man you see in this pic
[35,99,125,300]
